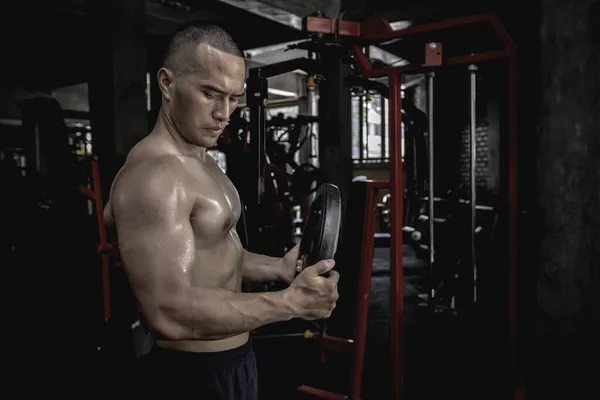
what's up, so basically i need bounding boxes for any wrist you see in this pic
[280,287,302,319]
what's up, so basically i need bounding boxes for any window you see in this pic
[351,93,404,165]
[267,105,299,120]
[267,105,312,169]
[267,105,300,148]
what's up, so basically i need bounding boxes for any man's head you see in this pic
[158,23,246,149]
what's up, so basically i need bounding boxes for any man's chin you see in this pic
[200,137,220,149]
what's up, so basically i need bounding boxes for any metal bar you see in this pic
[380,95,386,162]
[364,97,370,159]
[359,50,508,78]
[79,186,95,199]
[246,69,268,205]
[251,332,316,339]
[349,45,373,75]
[307,79,318,168]
[350,181,378,400]
[359,96,364,160]
[345,76,389,98]
[361,13,495,41]
[388,73,404,400]
[488,14,517,52]
[236,96,299,109]
[305,14,516,52]
[426,71,436,304]
[34,125,41,172]
[78,160,111,321]
[303,16,361,37]
[320,335,354,355]
[297,386,347,400]
[254,57,322,79]
[469,65,478,305]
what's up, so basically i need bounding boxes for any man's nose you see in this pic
[212,100,230,122]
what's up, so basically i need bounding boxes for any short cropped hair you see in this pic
[163,22,244,75]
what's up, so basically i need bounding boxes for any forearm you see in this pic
[242,250,282,282]
[155,286,298,341]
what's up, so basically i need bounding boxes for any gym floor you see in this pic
[253,246,508,400]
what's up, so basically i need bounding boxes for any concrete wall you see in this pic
[533,0,600,398]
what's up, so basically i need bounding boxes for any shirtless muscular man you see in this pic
[103,23,339,398]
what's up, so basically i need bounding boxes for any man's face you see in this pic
[166,44,245,148]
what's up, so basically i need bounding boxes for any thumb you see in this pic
[289,243,300,257]
[286,244,300,262]
[309,259,336,276]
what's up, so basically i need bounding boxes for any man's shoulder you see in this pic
[121,153,184,184]
[111,153,186,202]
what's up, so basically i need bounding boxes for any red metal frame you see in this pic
[297,180,388,400]
[78,159,112,321]
[351,180,390,400]
[305,12,519,400]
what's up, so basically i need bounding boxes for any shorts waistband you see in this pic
[151,339,252,367]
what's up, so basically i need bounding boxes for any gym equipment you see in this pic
[290,163,323,204]
[303,12,519,400]
[246,58,322,208]
[19,96,74,179]
[236,56,325,255]
[252,329,322,340]
[299,183,342,271]
[468,64,478,305]
[78,158,113,321]
[426,71,436,306]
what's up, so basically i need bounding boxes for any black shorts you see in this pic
[136,340,258,400]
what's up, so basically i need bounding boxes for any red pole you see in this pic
[388,73,404,400]
[350,182,378,400]
[79,160,112,321]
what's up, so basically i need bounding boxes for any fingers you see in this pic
[302,300,338,320]
[308,259,336,276]
[327,270,340,284]
[295,258,303,272]
[322,301,337,319]
[326,270,340,294]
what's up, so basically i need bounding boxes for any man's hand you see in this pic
[286,259,339,320]
[279,244,303,284]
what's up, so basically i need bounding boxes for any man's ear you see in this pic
[157,67,174,101]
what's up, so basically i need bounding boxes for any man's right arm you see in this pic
[112,160,300,341]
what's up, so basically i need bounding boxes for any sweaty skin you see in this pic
[104,44,339,353]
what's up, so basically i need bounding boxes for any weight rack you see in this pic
[301,12,519,400]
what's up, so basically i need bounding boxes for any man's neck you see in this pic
[154,107,207,160]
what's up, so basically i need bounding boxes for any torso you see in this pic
[104,133,247,353]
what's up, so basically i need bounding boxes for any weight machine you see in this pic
[299,12,520,400]
[236,57,324,256]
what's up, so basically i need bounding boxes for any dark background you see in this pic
[0,0,598,399]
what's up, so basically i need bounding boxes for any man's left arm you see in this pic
[242,244,301,284]
[242,250,283,283]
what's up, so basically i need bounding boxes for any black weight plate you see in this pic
[299,183,342,270]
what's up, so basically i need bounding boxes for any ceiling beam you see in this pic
[212,0,303,29]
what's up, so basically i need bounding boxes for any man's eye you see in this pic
[204,91,217,99]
